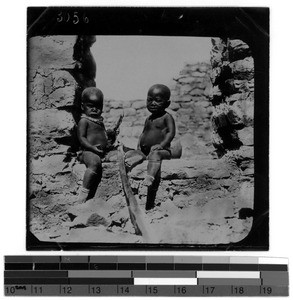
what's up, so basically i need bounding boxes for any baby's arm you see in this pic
[77,119,104,155]
[137,118,149,150]
[151,114,176,151]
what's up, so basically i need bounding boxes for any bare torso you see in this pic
[139,112,171,155]
[79,119,108,150]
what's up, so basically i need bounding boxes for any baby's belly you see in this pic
[140,131,165,153]
[87,132,108,149]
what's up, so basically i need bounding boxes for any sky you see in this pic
[92,36,212,100]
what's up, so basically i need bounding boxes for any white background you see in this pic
[0,1,292,299]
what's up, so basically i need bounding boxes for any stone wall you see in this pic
[103,62,213,158]
[210,38,254,166]
[28,36,79,200]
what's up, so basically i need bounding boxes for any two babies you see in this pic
[77,84,177,210]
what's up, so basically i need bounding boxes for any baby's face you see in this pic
[82,93,103,118]
[146,87,170,114]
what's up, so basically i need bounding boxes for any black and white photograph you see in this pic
[26,7,269,250]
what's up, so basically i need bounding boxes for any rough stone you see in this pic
[29,109,75,136]
[130,158,232,180]
[229,57,254,80]
[109,108,124,117]
[123,107,137,116]
[28,36,76,69]
[111,101,123,109]
[169,102,180,111]
[31,154,68,176]
[228,39,251,62]
[132,100,146,109]
[238,127,254,146]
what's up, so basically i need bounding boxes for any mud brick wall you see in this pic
[210,38,254,162]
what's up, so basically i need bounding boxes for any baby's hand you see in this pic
[94,144,104,154]
[76,61,82,69]
[150,144,163,152]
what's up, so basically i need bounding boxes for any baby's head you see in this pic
[146,84,171,114]
[81,87,104,118]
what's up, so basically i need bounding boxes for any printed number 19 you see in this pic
[261,287,272,294]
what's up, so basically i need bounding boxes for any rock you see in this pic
[109,108,124,117]
[106,194,126,214]
[86,213,109,227]
[238,127,254,146]
[110,101,123,109]
[226,107,244,127]
[67,198,112,227]
[119,137,138,149]
[48,85,76,108]
[229,57,254,80]
[210,85,221,97]
[169,102,180,111]
[242,166,254,176]
[130,158,232,180]
[122,101,132,108]
[210,38,227,67]
[29,109,75,136]
[119,126,142,137]
[225,92,248,104]
[223,79,254,95]
[132,100,145,109]
[28,36,76,69]
[189,88,204,96]
[228,39,251,61]
[191,71,206,78]
[177,76,196,84]
[31,155,67,176]
[123,108,136,116]
[72,164,86,180]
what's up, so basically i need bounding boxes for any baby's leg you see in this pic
[145,174,161,210]
[144,150,171,186]
[124,150,146,172]
[78,151,102,202]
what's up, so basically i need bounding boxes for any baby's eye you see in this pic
[154,98,164,103]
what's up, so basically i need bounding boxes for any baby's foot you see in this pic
[77,187,90,204]
[142,175,155,187]
[124,156,138,172]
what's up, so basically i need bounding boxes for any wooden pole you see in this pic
[118,146,151,242]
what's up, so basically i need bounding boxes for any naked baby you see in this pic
[125,84,180,210]
[77,87,108,203]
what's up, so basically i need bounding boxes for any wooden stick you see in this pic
[118,146,151,242]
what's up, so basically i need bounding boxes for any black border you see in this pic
[27,7,269,251]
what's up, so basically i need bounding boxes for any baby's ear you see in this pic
[165,100,171,108]
[81,103,85,111]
